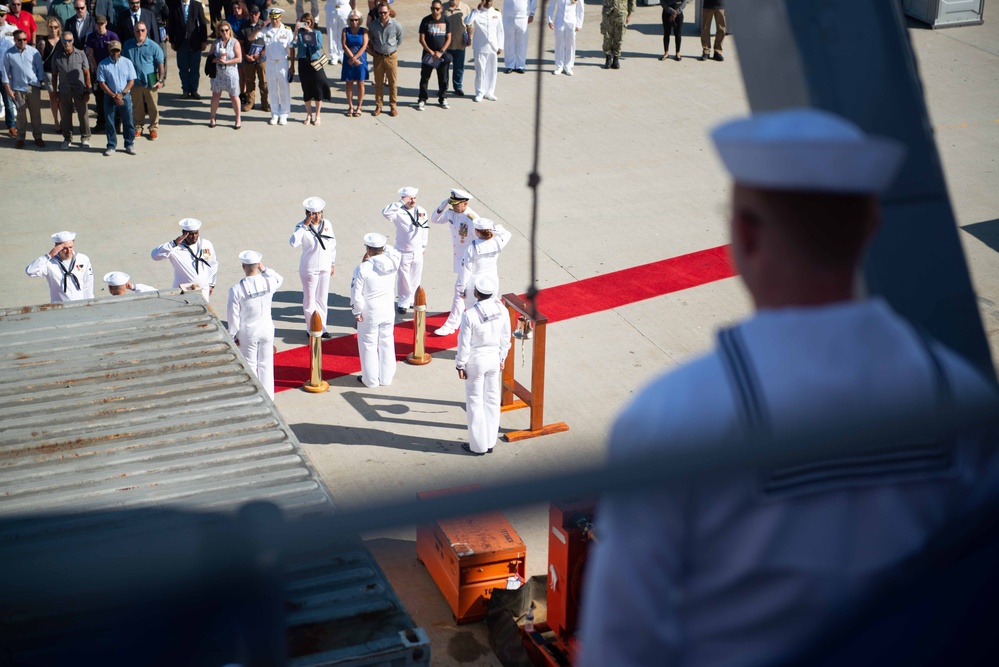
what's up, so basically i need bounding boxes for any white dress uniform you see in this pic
[457,224,512,311]
[25,253,95,302]
[351,244,403,387]
[151,238,219,302]
[227,266,283,398]
[579,300,999,667]
[325,0,351,64]
[289,218,337,334]
[502,0,537,71]
[455,294,512,454]
[381,199,429,311]
[548,0,583,74]
[262,21,294,121]
[431,197,479,332]
[465,5,503,99]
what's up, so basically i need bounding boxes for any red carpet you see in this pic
[274,244,736,392]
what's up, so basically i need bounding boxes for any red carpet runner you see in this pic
[274,244,736,392]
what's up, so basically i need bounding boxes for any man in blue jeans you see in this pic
[96,39,136,155]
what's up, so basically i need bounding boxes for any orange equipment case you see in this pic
[416,486,527,624]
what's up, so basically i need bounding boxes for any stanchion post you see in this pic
[302,311,329,393]
[406,286,432,366]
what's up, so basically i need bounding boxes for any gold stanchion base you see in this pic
[405,353,432,366]
[302,381,330,393]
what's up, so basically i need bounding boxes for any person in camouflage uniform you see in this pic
[600,0,633,69]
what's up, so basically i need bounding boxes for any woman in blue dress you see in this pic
[340,9,369,116]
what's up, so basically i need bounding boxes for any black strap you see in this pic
[405,207,428,229]
[183,242,211,273]
[718,326,772,440]
[56,255,81,293]
[306,222,333,250]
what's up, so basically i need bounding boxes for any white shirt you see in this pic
[262,23,293,60]
[465,6,504,52]
[579,298,999,667]
[25,253,95,303]
[289,219,337,272]
[548,0,584,29]
[381,201,429,253]
[350,246,402,323]
[150,237,219,299]
[503,0,538,20]
[227,268,283,341]
[457,225,512,292]
[455,297,511,370]
[431,201,479,273]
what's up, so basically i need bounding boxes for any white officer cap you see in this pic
[268,7,284,16]
[179,218,203,231]
[398,186,418,198]
[474,275,498,297]
[449,188,473,202]
[473,218,494,231]
[51,231,76,243]
[363,232,387,249]
[711,108,906,194]
[239,250,263,264]
[303,196,326,212]
[0,6,9,14]
[103,271,130,286]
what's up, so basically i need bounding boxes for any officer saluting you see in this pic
[431,187,479,336]
[455,274,511,456]
[290,196,336,339]
[151,218,219,302]
[26,231,95,303]
[381,186,429,314]
[227,250,283,398]
[351,232,402,388]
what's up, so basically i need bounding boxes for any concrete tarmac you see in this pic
[3,2,998,664]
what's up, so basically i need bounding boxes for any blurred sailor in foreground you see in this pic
[290,196,336,339]
[455,274,511,456]
[151,217,218,302]
[227,250,282,398]
[103,271,156,295]
[351,232,402,388]
[26,231,94,302]
[579,108,999,667]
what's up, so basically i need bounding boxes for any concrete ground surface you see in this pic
[3,2,998,665]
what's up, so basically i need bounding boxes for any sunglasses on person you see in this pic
[349,17,360,21]
[75,5,86,10]
[61,38,73,42]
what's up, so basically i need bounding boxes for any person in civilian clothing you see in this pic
[67,1,96,48]
[416,1,449,111]
[122,20,163,139]
[95,38,135,154]
[167,0,207,98]
[443,0,470,97]
[2,28,45,148]
[700,0,725,61]
[367,0,401,116]
[237,4,267,112]
[1,6,20,136]
[25,231,94,303]
[85,14,117,131]
[115,0,160,47]
[5,1,35,42]
[51,29,90,148]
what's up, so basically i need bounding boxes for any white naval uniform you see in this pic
[457,224,512,311]
[262,23,294,118]
[502,0,537,71]
[227,267,283,398]
[548,0,583,72]
[325,0,351,64]
[151,238,219,302]
[465,6,504,97]
[131,283,158,293]
[431,201,478,331]
[456,298,512,453]
[381,200,429,310]
[579,298,999,667]
[351,246,402,388]
[25,253,95,303]
[289,218,337,334]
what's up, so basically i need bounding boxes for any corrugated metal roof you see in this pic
[0,292,429,666]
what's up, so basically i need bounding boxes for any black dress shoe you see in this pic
[454,89,464,97]
[396,306,406,314]
[515,68,525,74]
[357,376,365,384]
[190,92,202,100]
[321,332,333,340]
[504,68,512,73]
[713,52,725,62]
[461,443,486,457]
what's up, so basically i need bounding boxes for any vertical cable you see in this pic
[525,0,550,320]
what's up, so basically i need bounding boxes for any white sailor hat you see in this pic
[473,217,494,231]
[103,271,130,286]
[398,186,418,198]
[51,231,76,243]
[363,232,387,249]
[474,275,498,297]
[239,250,263,264]
[449,188,473,202]
[179,218,203,231]
[711,108,906,194]
[268,7,284,16]
[0,6,9,14]
[303,196,326,212]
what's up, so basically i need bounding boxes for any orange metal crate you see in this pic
[416,486,527,623]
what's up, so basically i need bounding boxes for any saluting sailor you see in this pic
[151,218,219,302]
[381,186,429,314]
[261,6,294,125]
[25,231,95,303]
[430,187,479,336]
[350,232,402,388]
[103,271,157,295]
[455,274,511,456]
[457,217,511,312]
[289,196,336,339]
[227,250,283,398]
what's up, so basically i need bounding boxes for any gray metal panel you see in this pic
[0,292,429,666]
[903,0,985,28]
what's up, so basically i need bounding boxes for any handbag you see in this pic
[311,53,330,71]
